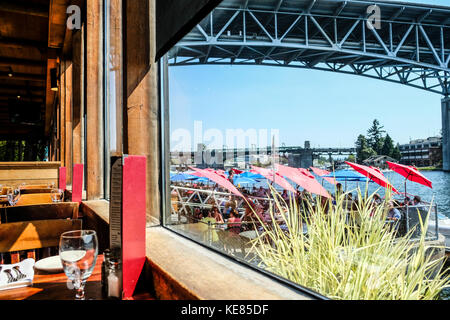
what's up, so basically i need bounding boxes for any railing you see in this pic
[170,185,274,220]
[170,185,441,242]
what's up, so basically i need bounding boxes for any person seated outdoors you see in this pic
[227,209,242,234]
[211,206,224,224]
[387,201,402,221]
[256,186,266,198]
[387,201,402,232]
[412,195,422,206]
[402,196,411,206]
[333,183,344,200]
[223,195,237,219]
[281,190,289,201]
[193,207,203,221]
[373,193,382,205]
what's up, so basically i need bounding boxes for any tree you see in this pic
[381,134,395,157]
[355,134,376,163]
[367,119,386,154]
[391,143,402,161]
[347,154,356,162]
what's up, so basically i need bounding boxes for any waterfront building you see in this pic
[363,155,397,169]
[399,137,442,167]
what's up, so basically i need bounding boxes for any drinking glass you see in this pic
[7,187,20,206]
[59,230,98,300]
[51,189,64,203]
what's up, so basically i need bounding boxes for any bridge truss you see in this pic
[168,0,450,95]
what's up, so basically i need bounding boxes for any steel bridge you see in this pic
[170,145,356,168]
[167,0,450,171]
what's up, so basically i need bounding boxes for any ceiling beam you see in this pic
[0,0,49,18]
[0,84,46,91]
[0,37,48,50]
[48,0,71,48]
[0,72,46,82]
[0,57,46,67]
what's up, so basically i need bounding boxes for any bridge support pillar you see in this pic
[443,97,450,172]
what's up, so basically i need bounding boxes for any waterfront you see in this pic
[246,169,450,217]
[324,170,450,218]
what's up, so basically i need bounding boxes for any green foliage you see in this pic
[249,186,450,300]
[355,120,401,163]
[391,144,402,161]
[381,134,395,158]
[367,119,386,154]
[355,135,376,163]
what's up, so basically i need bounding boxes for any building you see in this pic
[399,137,442,167]
[362,155,397,169]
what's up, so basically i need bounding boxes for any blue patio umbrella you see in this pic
[193,177,210,182]
[322,169,372,191]
[233,176,257,186]
[322,169,371,182]
[170,173,198,181]
[239,171,265,179]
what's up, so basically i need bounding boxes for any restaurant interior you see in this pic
[0,0,316,301]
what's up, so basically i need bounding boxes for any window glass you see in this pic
[162,0,448,300]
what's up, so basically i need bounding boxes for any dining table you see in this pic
[0,255,105,300]
[0,254,154,300]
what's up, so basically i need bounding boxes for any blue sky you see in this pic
[169,0,448,151]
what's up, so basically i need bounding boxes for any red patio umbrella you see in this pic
[276,164,331,199]
[386,161,432,196]
[345,161,399,194]
[189,167,244,198]
[309,167,337,185]
[251,165,297,194]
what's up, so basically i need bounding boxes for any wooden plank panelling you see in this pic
[125,0,160,224]
[0,162,61,186]
[86,0,104,199]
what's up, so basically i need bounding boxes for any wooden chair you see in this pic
[20,188,53,195]
[15,193,54,206]
[2,202,80,223]
[0,219,82,264]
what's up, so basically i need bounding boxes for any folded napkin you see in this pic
[0,259,35,291]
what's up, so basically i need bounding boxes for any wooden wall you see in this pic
[0,161,61,186]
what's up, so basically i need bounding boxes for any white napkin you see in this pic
[0,259,35,291]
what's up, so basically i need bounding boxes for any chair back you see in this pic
[20,188,53,195]
[0,219,82,264]
[3,202,80,223]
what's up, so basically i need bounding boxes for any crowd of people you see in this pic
[171,170,429,237]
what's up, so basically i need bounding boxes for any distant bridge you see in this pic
[170,144,356,169]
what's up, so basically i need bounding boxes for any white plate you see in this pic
[34,255,63,273]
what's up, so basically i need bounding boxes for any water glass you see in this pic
[51,189,64,203]
[7,187,20,206]
[59,230,98,300]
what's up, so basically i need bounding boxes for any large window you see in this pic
[161,0,449,300]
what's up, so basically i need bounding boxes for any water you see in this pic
[60,250,97,281]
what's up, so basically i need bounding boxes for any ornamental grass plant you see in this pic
[248,185,450,300]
